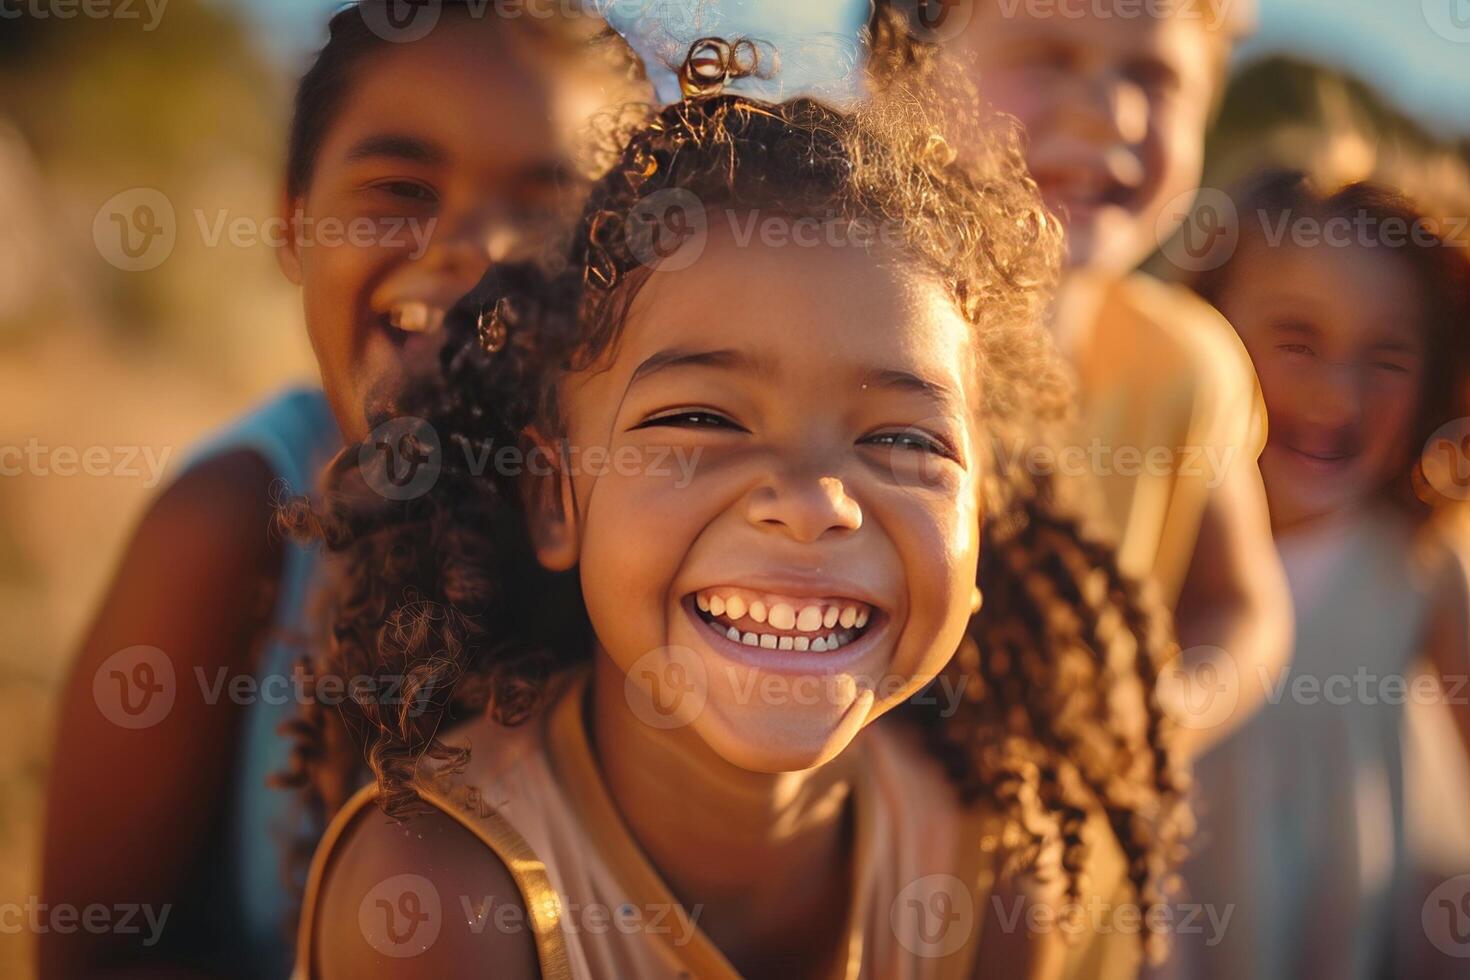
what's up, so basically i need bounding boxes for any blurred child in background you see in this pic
[39,3,634,977]
[1179,169,1470,980]
[868,0,1293,753]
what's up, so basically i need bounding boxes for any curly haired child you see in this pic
[867,0,1292,757]
[286,40,1192,980]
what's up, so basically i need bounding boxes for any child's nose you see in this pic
[743,469,863,544]
[1303,361,1366,427]
[1070,71,1150,146]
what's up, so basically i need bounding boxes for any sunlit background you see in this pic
[0,0,1468,975]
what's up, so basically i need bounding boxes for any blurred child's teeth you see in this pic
[742,632,759,646]
[839,606,857,628]
[749,600,767,623]
[823,606,839,628]
[855,608,869,628]
[726,626,740,641]
[697,593,711,612]
[812,637,829,652]
[724,595,747,620]
[778,636,793,650]
[709,595,726,616]
[760,634,777,649]
[769,603,796,629]
[793,637,810,651]
[796,606,824,631]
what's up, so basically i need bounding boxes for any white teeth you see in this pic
[697,593,711,612]
[796,606,824,632]
[742,632,759,647]
[759,633,777,649]
[388,301,444,334]
[709,595,725,617]
[793,636,810,651]
[823,606,839,629]
[778,636,794,650]
[827,632,840,649]
[839,605,857,629]
[855,607,869,628]
[768,603,796,630]
[748,600,767,624]
[811,637,829,652]
[726,626,740,641]
[724,595,747,620]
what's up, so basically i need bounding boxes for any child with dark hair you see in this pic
[286,38,1192,980]
[40,4,635,977]
[1175,170,1470,980]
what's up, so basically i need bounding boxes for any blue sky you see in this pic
[225,0,1470,135]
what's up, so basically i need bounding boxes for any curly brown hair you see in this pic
[280,51,1191,960]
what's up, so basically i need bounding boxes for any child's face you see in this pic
[541,221,985,773]
[953,4,1219,275]
[283,24,612,441]
[1220,240,1428,528]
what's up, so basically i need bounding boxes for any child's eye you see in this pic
[371,179,438,204]
[631,410,745,432]
[1277,343,1315,357]
[1372,360,1411,374]
[863,429,957,460]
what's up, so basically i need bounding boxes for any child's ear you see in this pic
[274,190,303,286]
[521,428,580,571]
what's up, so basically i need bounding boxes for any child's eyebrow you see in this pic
[344,134,447,167]
[859,367,963,408]
[629,348,962,407]
[629,347,779,385]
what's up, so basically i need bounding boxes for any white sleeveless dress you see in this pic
[1166,505,1447,979]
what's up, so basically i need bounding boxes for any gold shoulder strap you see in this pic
[293,781,574,980]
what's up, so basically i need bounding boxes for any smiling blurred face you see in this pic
[539,221,985,772]
[953,4,1219,274]
[1219,239,1428,529]
[283,18,617,441]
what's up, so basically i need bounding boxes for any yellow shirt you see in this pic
[1073,274,1267,605]
[294,671,1144,979]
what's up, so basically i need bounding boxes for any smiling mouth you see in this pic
[689,588,878,653]
[382,300,445,335]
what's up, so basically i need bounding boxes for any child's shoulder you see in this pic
[177,385,338,494]
[1100,272,1256,399]
[295,783,543,980]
